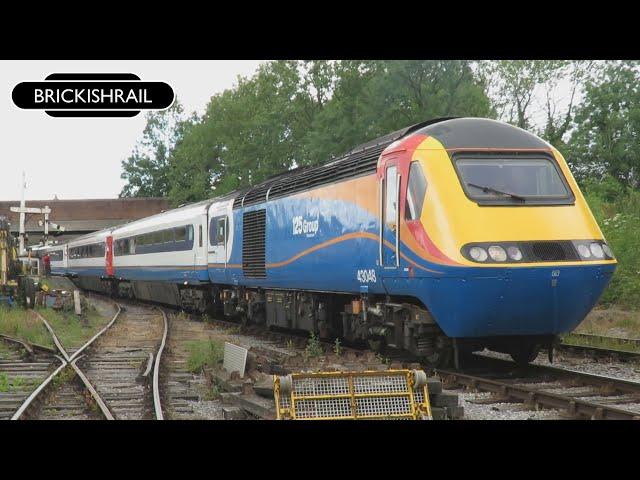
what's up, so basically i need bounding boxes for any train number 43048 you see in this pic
[356,269,376,283]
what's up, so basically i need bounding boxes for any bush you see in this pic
[584,178,640,309]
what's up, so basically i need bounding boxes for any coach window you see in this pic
[406,162,427,221]
[175,226,187,242]
[385,165,398,229]
[162,229,174,244]
[199,225,203,247]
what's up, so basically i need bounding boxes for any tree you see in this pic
[568,61,640,188]
[304,60,493,165]
[482,60,566,130]
[124,60,495,206]
[540,61,596,148]
[120,100,192,197]
[168,61,309,205]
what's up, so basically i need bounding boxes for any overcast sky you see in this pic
[0,61,264,200]
[1,60,573,201]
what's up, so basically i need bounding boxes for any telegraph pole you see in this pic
[18,172,26,255]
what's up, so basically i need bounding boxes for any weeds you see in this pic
[204,380,223,400]
[0,373,31,393]
[36,305,111,351]
[186,339,224,373]
[0,307,54,347]
[52,366,76,388]
[333,338,342,356]
[376,353,391,365]
[304,331,323,359]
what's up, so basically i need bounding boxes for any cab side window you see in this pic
[405,161,428,220]
[385,166,398,227]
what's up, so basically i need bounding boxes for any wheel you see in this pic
[509,342,541,367]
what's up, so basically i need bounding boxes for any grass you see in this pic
[35,302,112,351]
[0,306,54,348]
[0,342,10,359]
[186,339,224,373]
[0,373,35,392]
[575,308,640,338]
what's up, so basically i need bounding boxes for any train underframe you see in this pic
[69,275,554,367]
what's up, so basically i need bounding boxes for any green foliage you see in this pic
[120,60,493,207]
[0,307,54,347]
[0,373,29,392]
[333,338,342,356]
[568,61,640,189]
[583,178,640,308]
[482,60,567,130]
[304,331,323,359]
[52,366,76,388]
[186,339,224,373]
[120,100,194,198]
[36,304,110,351]
[303,60,493,166]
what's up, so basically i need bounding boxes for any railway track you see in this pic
[558,333,640,361]
[437,354,640,420]
[51,291,640,421]
[0,336,59,420]
[8,298,167,420]
[160,311,223,419]
[75,302,167,420]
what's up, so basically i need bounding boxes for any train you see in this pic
[45,117,617,366]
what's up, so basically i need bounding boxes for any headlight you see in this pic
[488,246,507,262]
[577,244,591,259]
[602,243,614,259]
[590,242,604,259]
[469,246,488,262]
[507,246,523,261]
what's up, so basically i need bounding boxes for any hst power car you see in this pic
[49,118,616,366]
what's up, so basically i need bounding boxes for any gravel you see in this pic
[450,389,565,420]
[533,351,640,383]
[178,399,225,420]
[478,348,640,384]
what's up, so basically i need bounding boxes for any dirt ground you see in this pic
[575,307,640,338]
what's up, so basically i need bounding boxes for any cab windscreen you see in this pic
[454,154,574,205]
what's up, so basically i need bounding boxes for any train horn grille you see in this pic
[524,241,579,262]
